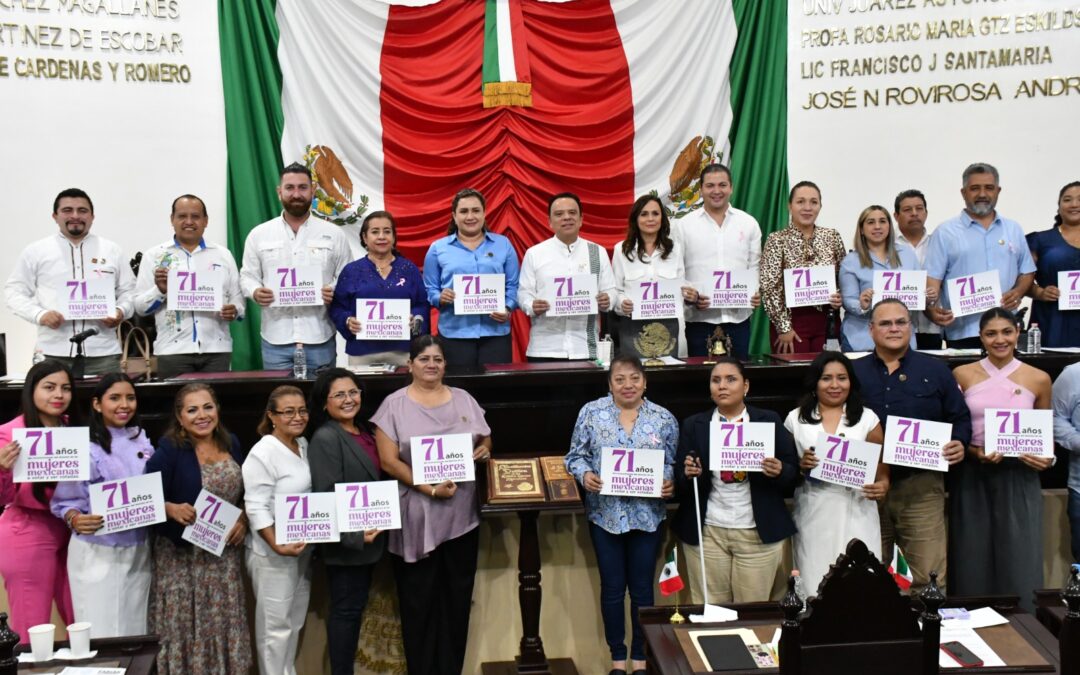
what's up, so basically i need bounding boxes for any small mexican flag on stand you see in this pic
[888,544,913,590]
[659,548,684,596]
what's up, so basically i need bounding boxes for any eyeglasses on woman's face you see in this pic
[271,408,310,420]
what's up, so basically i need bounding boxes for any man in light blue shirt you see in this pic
[925,163,1035,348]
[1053,361,1080,563]
[423,189,520,368]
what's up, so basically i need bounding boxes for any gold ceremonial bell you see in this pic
[703,326,733,365]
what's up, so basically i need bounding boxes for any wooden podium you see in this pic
[479,496,581,675]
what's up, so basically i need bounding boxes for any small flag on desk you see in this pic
[659,548,684,596]
[889,544,913,591]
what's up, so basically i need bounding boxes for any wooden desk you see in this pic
[641,603,1063,674]
[18,633,159,674]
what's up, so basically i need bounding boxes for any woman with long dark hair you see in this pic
[423,188,521,368]
[330,210,430,366]
[785,351,888,590]
[307,368,385,675]
[1027,181,1080,347]
[949,308,1053,610]
[0,359,76,642]
[146,383,251,674]
[51,372,154,638]
[612,195,692,358]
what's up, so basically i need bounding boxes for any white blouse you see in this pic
[242,434,311,557]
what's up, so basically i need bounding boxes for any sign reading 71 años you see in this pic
[11,427,90,482]
[89,473,166,535]
[599,446,664,498]
[275,493,340,544]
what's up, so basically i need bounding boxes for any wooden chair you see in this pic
[1062,566,1080,675]
[778,538,945,675]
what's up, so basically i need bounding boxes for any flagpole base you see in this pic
[669,608,686,624]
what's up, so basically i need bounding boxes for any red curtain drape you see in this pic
[380,0,637,359]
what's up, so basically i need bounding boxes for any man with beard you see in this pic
[893,189,942,351]
[240,163,351,371]
[673,163,762,358]
[5,188,134,374]
[925,163,1035,348]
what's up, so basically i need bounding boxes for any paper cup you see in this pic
[67,621,91,658]
[27,623,54,662]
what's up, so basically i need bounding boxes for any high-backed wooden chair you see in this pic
[778,538,945,675]
[1062,567,1080,675]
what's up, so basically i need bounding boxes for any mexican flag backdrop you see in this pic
[220,0,788,369]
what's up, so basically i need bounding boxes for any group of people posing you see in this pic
[0,335,488,675]
[9,161,1079,376]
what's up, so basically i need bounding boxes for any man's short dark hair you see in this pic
[547,192,582,217]
[699,162,732,186]
[53,188,93,215]
[893,189,927,215]
[280,162,312,182]
[869,298,912,323]
[171,194,207,217]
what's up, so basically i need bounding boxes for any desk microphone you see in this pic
[70,328,99,344]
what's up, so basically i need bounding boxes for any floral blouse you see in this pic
[760,225,846,334]
[565,395,678,534]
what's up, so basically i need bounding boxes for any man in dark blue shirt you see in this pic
[852,298,971,593]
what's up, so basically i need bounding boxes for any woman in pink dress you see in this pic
[0,360,76,642]
[949,308,1053,611]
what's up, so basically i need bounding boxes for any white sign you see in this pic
[783,266,835,308]
[599,446,664,498]
[873,270,927,311]
[947,271,1001,318]
[88,472,166,535]
[631,278,681,320]
[453,274,506,315]
[709,269,757,309]
[182,488,243,557]
[883,416,951,472]
[335,480,402,532]
[1057,271,1080,311]
[984,408,1054,458]
[354,298,410,341]
[543,274,598,317]
[270,264,323,307]
[61,278,115,321]
[409,433,476,484]
[809,432,879,490]
[11,427,90,482]
[275,492,340,544]
[709,421,775,472]
[167,268,223,312]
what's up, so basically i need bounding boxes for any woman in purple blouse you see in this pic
[51,372,155,638]
[372,335,492,675]
[330,210,430,366]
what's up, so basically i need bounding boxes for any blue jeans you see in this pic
[261,336,336,372]
[1070,488,1080,563]
[588,523,663,661]
[686,320,751,359]
[325,564,374,675]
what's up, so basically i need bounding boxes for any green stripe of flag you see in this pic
[218,0,286,370]
[482,0,501,85]
[729,0,788,356]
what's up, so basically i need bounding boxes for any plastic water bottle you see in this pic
[1028,322,1041,354]
[292,343,307,379]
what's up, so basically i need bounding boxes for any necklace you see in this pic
[369,255,394,275]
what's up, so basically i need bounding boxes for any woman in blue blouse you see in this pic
[1027,181,1080,348]
[565,354,677,675]
[330,211,430,366]
[423,189,520,368]
[839,205,924,351]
